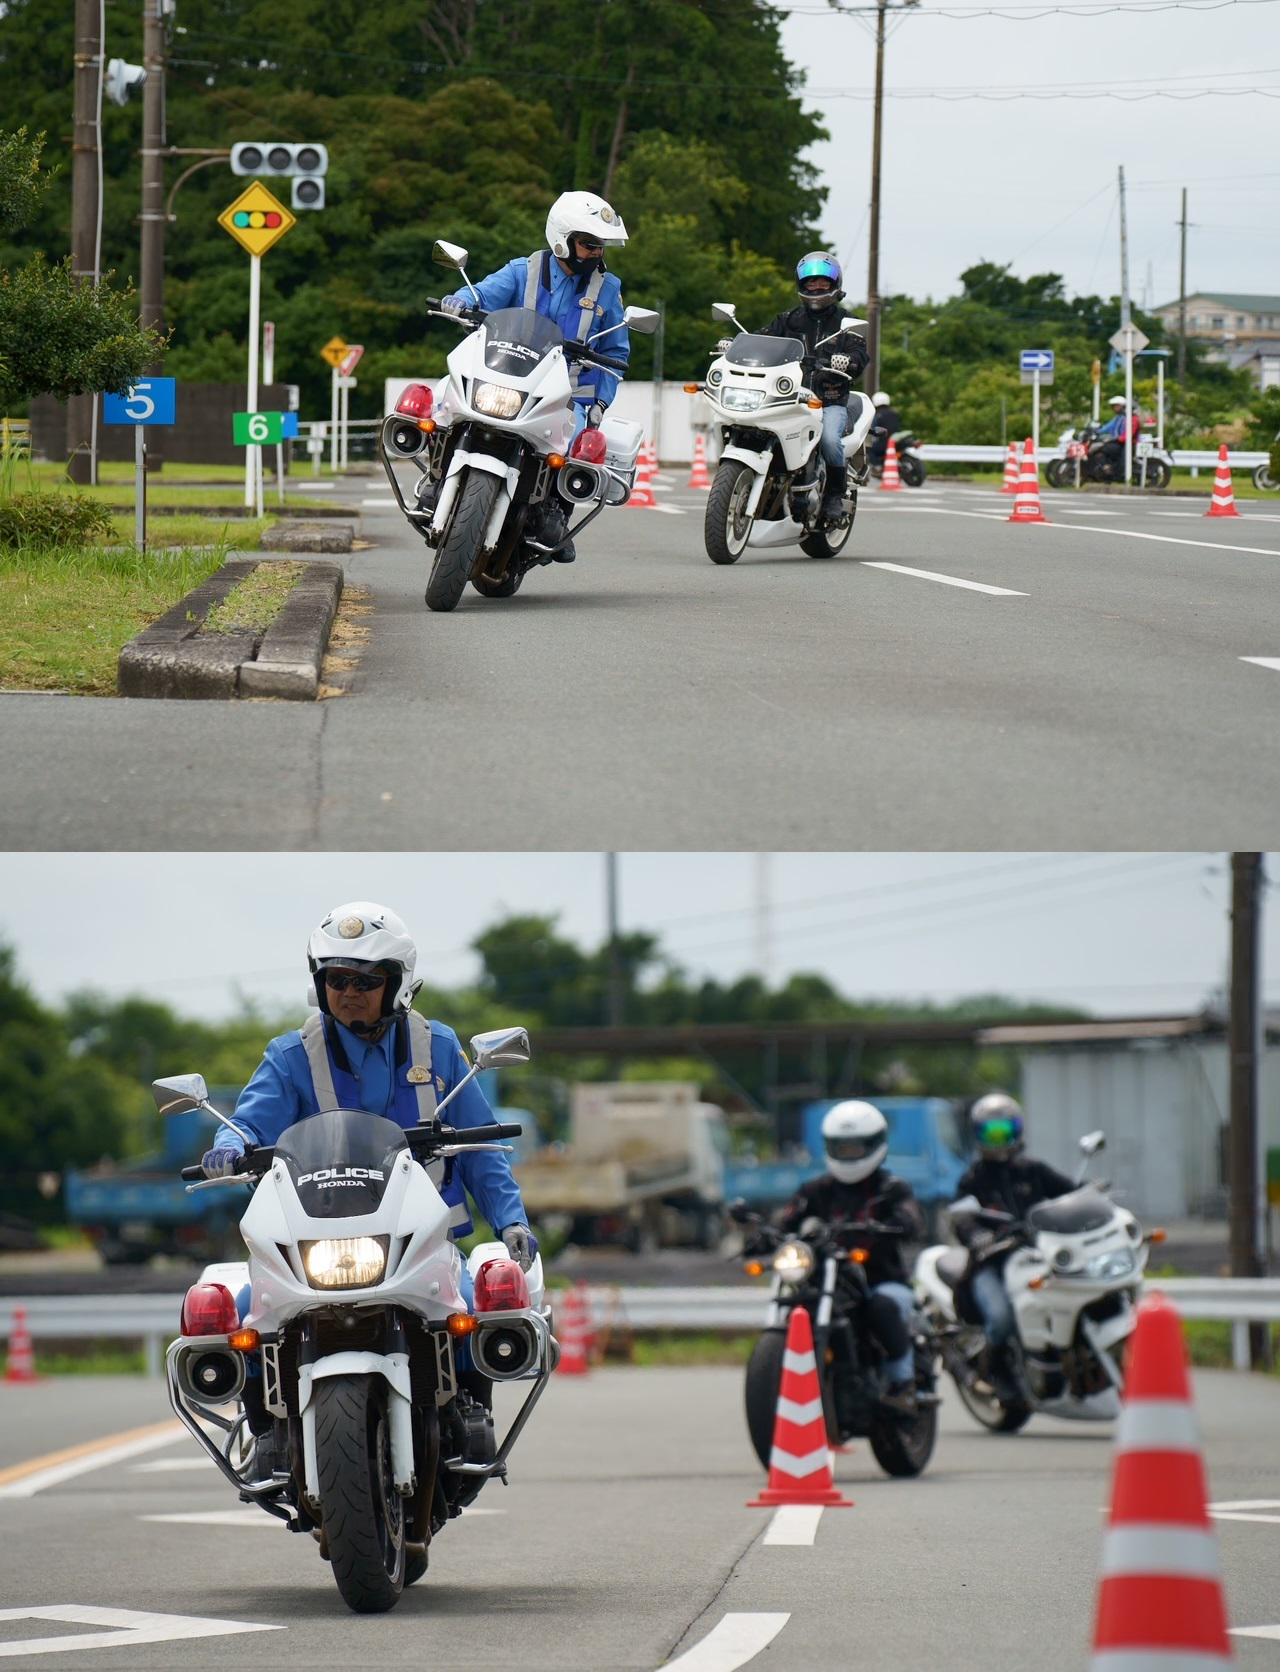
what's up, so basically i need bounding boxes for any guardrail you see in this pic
[2,1278,1277,1376]
[918,444,1271,470]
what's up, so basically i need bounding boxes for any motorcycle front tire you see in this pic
[425,470,502,612]
[705,460,756,564]
[744,1332,787,1470]
[869,1400,937,1477]
[315,1375,406,1614]
[899,455,925,488]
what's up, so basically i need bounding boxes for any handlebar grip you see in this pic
[491,1123,526,1140]
[180,1165,204,1181]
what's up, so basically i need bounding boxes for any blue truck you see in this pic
[723,1096,974,1238]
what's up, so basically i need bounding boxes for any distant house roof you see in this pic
[978,1011,1280,1047]
[1154,293,1280,312]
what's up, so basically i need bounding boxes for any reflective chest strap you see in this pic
[299,1013,340,1111]
[405,1014,471,1234]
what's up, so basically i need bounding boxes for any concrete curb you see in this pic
[117,558,344,701]
[261,520,354,553]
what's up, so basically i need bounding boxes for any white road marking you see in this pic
[360,497,396,507]
[862,561,1028,597]
[288,480,334,491]
[0,1424,183,1498]
[1209,1496,1280,1523]
[1056,507,1120,517]
[662,1612,791,1671]
[1025,519,1277,557]
[763,1504,824,1546]
[0,1605,281,1658]
[131,1457,216,1472]
[1240,657,1281,671]
[1231,1625,1281,1639]
[142,1510,277,1529]
[648,504,685,515]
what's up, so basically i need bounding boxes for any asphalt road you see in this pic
[0,1365,1276,1670]
[0,475,1276,850]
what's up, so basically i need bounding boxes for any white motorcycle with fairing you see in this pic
[155,1026,553,1614]
[700,300,877,564]
[381,240,658,611]
[914,1132,1162,1432]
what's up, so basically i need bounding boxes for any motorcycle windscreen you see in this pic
[724,334,804,367]
[275,1109,409,1218]
[482,307,564,376]
[1027,1187,1115,1235]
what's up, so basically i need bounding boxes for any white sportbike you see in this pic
[914,1132,1161,1431]
[699,300,877,564]
[380,239,657,611]
[154,1026,553,1613]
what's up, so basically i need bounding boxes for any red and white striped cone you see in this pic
[879,434,903,492]
[1001,440,1021,493]
[628,445,658,509]
[747,1307,852,1508]
[3,1305,39,1384]
[1089,1292,1231,1670]
[1204,444,1241,519]
[554,1284,592,1377]
[1007,436,1048,524]
[687,433,711,490]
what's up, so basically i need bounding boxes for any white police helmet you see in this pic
[821,1100,888,1184]
[872,391,890,408]
[1108,395,1128,408]
[308,902,420,1017]
[545,191,629,262]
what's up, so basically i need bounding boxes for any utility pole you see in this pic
[140,0,167,469]
[864,0,888,394]
[1118,164,1134,488]
[754,853,772,990]
[605,853,625,1030]
[1177,188,1189,381]
[68,0,102,485]
[1228,853,1266,1366]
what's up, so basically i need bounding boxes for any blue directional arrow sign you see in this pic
[1020,349,1055,372]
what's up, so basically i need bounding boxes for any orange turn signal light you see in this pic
[744,1260,764,1277]
[229,1328,260,1351]
[447,1313,477,1337]
[806,398,823,409]
[683,382,701,394]
[1149,1227,1167,1244]
[417,418,436,433]
[849,1248,869,1264]
[1027,1276,1046,1291]
[547,453,567,469]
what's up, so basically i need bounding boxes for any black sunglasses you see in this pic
[324,970,385,993]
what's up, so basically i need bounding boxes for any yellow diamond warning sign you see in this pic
[218,182,296,258]
[320,336,349,369]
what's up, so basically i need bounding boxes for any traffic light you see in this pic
[230,142,328,210]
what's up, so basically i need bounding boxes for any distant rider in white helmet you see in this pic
[776,1100,924,1415]
[439,190,631,563]
[867,390,902,476]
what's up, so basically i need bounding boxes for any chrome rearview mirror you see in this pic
[469,1027,531,1069]
[711,302,739,324]
[841,316,868,334]
[624,306,660,335]
[1079,1130,1106,1156]
[152,1073,210,1115]
[433,240,469,269]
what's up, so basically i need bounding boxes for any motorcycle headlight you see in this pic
[301,1235,388,1289]
[771,1239,815,1285]
[721,388,765,412]
[472,381,524,419]
[1085,1249,1135,1282]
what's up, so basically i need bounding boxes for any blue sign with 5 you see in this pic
[102,378,177,426]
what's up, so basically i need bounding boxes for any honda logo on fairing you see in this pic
[296,1166,385,1186]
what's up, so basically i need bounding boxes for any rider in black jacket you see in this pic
[758,253,869,521]
[953,1093,1075,1400]
[776,1101,923,1414]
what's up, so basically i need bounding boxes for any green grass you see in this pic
[34,1346,149,1375]
[628,1332,757,1367]
[106,512,275,550]
[1182,1318,1279,1374]
[0,542,224,693]
[25,459,255,488]
[203,560,303,636]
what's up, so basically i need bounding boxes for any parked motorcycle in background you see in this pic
[914,1131,1163,1433]
[698,301,877,564]
[1046,424,1173,490]
[732,1204,939,1478]
[154,1027,553,1614]
[380,240,658,611]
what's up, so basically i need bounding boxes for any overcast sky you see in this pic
[0,852,1276,1021]
[778,0,1279,307]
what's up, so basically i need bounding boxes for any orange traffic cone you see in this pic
[687,433,711,490]
[1205,444,1241,519]
[627,447,658,509]
[1089,1293,1231,1669]
[747,1307,852,1508]
[1001,440,1021,494]
[4,1305,39,1384]
[1007,436,1047,523]
[879,435,903,493]
[555,1284,593,1377]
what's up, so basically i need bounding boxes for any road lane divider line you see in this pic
[1029,520,1277,557]
[131,1457,217,1472]
[662,1612,791,1671]
[763,1504,824,1546]
[0,1421,183,1498]
[143,1509,277,1529]
[862,561,1028,596]
[1231,1624,1281,1639]
[1240,657,1280,671]
[0,1605,281,1658]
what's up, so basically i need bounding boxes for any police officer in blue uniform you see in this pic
[439,190,631,563]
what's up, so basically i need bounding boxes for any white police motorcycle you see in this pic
[154,1027,553,1614]
[914,1132,1162,1432]
[699,300,878,564]
[380,240,658,611]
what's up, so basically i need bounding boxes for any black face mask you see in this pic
[566,248,604,277]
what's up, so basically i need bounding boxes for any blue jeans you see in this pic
[870,1281,914,1384]
[820,404,850,479]
[971,1264,1015,1349]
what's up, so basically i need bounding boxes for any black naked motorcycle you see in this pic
[731,1205,939,1478]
